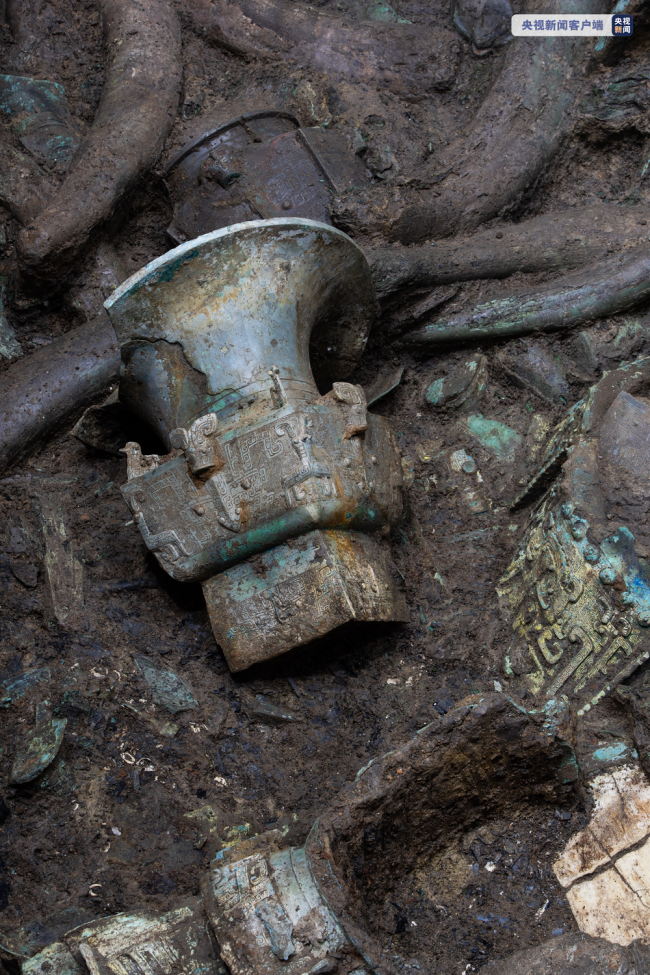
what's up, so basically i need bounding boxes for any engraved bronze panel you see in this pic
[202,528,408,671]
[499,375,650,713]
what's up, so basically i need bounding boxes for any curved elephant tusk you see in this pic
[0,317,120,475]
[17,0,182,280]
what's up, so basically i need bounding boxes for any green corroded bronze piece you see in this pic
[134,657,198,714]
[105,218,405,669]
[203,839,351,975]
[203,528,407,670]
[402,253,650,346]
[22,899,224,975]
[499,357,650,713]
[1,667,50,708]
[10,715,67,785]
[0,75,81,172]
[466,414,520,463]
[424,356,486,411]
[19,696,572,975]
[498,497,650,713]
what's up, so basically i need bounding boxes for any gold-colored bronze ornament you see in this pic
[499,358,650,714]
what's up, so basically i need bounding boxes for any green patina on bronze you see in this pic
[466,414,521,462]
[105,219,406,669]
[2,668,51,709]
[404,253,650,346]
[10,715,67,785]
[0,75,81,172]
[134,657,198,714]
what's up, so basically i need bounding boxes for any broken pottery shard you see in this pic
[134,657,198,714]
[1,667,50,707]
[425,356,486,411]
[164,111,366,244]
[203,529,408,672]
[364,366,404,407]
[105,220,405,668]
[499,361,650,712]
[248,694,303,724]
[10,715,67,784]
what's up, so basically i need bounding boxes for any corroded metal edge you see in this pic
[104,218,368,315]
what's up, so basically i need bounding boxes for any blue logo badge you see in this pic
[612,14,633,34]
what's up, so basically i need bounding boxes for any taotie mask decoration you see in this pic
[499,357,650,714]
[105,218,407,670]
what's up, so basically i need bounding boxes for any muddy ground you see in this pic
[1,0,650,971]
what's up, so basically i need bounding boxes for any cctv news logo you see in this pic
[511,13,633,34]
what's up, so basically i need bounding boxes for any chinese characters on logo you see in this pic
[511,14,632,35]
